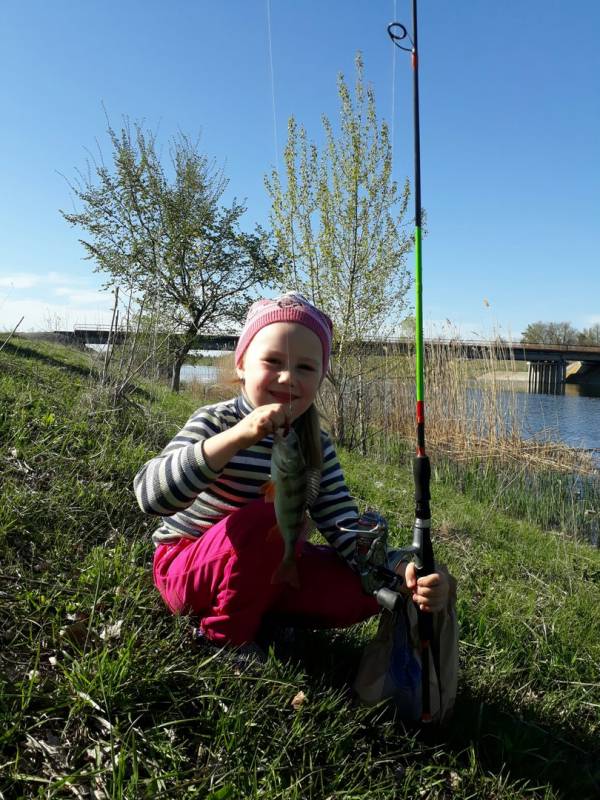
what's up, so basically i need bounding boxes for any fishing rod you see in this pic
[388,0,437,724]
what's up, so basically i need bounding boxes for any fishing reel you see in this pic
[338,511,415,612]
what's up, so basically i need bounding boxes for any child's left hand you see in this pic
[398,562,449,613]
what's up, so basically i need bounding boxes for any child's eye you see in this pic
[299,364,316,372]
[264,358,280,366]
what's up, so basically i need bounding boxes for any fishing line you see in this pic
[391,0,397,166]
[285,317,292,423]
[266,0,280,176]
[266,1,290,428]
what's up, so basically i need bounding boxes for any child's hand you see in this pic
[235,403,292,448]
[402,562,449,613]
[202,403,292,473]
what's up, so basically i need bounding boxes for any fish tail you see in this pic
[271,558,300,589]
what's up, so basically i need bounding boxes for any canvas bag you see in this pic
[354,566,459,724]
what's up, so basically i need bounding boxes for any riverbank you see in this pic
[476,367,600,388]
[475,369,529,383]
[1,337,599,798]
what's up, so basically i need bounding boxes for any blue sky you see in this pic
[1,0,598,340]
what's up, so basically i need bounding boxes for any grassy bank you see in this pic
[1,337,599,799]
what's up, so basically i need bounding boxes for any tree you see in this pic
[521,322,547,344]
[579,323,600,345]
[264,54,412,448]
[62,119,279,391]
[521,321,579,345]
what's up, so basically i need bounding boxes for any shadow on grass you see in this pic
[1,339,94,379]
[277,628,599,800]
[1,340,152,401]
[447,691,599,799]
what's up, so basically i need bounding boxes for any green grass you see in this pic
[1,336,599,798]
[429,454,599,547]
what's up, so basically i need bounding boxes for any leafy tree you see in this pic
[265,54,412,448]
[521,321,579,346]
[548,322,579,345]
[62,119,278,391]
[521,322,547,344]
[579,323,600,345]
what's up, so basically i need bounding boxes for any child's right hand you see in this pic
[202,403,292,473]
[234,403,292,449]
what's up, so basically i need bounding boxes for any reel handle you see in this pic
[375,586,402,612]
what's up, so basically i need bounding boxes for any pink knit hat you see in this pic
[235,292,333,376]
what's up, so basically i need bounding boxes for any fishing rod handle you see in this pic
[413,453,431,507]
[412,454,434,577]
[412,518,435,576]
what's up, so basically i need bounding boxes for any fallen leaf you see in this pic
[99,620,123,640]
[291,690,307,710]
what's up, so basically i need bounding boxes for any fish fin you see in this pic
[260,480,276,503]
[271,559,300,589]
[305,467,322,507]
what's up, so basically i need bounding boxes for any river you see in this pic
[181,363,600,462]
[485,383,600,462]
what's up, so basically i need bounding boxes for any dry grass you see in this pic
[178,337,596,477]
[319,338,597,476]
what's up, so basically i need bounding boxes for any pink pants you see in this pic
[153,498,379,645]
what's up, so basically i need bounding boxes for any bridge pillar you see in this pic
[527,361,565,394]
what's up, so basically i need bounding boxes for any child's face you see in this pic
[238,322,323,420]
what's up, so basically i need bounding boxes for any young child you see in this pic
[134,293,448,654]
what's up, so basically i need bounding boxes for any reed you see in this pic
[317,337,599,545]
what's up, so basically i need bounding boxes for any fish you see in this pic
[262,427,310,589]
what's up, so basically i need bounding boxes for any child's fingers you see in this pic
[404,561,417,589]
[417,572,443,588]
[412,576,448,613]
[265,404,292,433]
[242,403,295,444]
[406,563,444,589]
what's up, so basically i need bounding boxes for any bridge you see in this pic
[48,326,600,391]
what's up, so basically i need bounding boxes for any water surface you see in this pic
[506,384,600,460]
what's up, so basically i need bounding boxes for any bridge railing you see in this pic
[70,325,600,355]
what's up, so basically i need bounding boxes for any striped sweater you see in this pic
[133,394,363,564]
